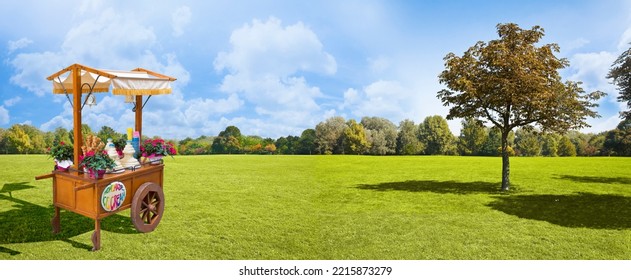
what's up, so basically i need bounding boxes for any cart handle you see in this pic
[35,173,54,180]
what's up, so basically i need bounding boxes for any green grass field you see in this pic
[0,155,629,259]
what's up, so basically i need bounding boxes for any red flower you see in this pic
[60,141,65,145]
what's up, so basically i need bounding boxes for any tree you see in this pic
[396,119,424,155]
[315,116,346,154]
[297,129,317,155]
[418,115,457,155]
[0,128,7,154]
[479,127,501,156]
[6,125,32,154]
[212,126,243,154]
[587,134,606,156]
[97,126,122,143]
[603,119,631,156]
[437,23,603,190]
[264,143,277,154]
[275,136,299,154]
[558,135,577,157]
[19,124,45,153]
[541,133,559,157]
[69,123,93,145]
[458,117,487,155]
[564,131,591,156]
[361,117,398,155]
[607,44,631,121]
[515,128,542,156]
[343,119,370,155]
[242,135,263,154]
[225,136,241,154]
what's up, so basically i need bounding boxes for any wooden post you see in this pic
[135,95,142,140]
[72,66,83,167]
[91,219,101,251]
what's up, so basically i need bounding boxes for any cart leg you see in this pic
[91,219,101,251]
[51,207,60,234]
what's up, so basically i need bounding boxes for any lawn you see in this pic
[0,155,629,259]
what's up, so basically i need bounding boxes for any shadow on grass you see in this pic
[0,188,138,255]
[554,175,631,185]
[356,180,503,194]
[487,193,631,229]
[0,182,35,198]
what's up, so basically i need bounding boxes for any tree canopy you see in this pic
[608,44,631,121]
[437,23,604,190]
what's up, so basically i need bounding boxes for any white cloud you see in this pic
[368,56,391,74]
[567,51,619,120]
[0,106,8,125]
[9,4,199,139]
[77,0,105,15]
[341,88,359,109]
[558,23,631,133]
[617,26,631,51]
[172,6,192,37]
[214,17,337,77]
[343,80,417,121]
[213,17,337,136]
[3,96,21,107]
[8,6,177,97]
[7,37,32,53]
[568,51,616,92]
[184,94,243,125]
[9,51,67,96]
[583,114,622,134]
[562,38,590,54]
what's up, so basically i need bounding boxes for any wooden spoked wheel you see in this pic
[131,182,165,233]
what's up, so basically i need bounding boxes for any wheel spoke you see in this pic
[141,209,147,221]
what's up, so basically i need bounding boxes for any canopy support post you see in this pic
[135,95,142,140]
[72,66,82,168]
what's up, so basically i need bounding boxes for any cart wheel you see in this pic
[131,182,165,233]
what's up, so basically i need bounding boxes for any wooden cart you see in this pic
[35,64,176,251]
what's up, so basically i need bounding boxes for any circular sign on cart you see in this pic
[101,181,127,212]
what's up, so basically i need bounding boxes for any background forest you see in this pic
[1,115,629,157]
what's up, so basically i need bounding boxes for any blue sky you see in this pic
[1,0,630,139]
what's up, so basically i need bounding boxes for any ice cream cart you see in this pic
[35,63,176,251]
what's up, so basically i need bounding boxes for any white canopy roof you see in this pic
[49,65,175,96]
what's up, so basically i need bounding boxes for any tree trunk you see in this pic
[501,131,510,191]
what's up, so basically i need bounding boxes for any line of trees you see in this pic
[179,115,630,156]
[0,114,629,157]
